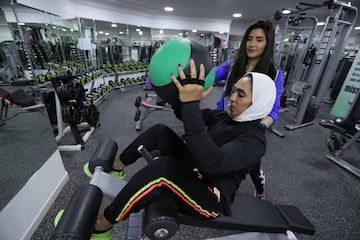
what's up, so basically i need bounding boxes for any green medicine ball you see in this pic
[149,38,215,107]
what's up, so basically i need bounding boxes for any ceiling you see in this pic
[3,0,359,39]
[69,0,360,42]
[73,0,360,30]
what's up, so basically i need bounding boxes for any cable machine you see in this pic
[275,14,318,110]
[275,1,358,130]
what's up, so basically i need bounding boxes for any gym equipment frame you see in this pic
[52,140,315,240]
[279,1,358,130]
[320,94,360,178]
[134,91,174,131]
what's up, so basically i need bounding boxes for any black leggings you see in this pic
[104,124,221,223]
[249,162,265,194]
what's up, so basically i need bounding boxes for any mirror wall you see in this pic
[0,2,230,80]
[0,1,66,217]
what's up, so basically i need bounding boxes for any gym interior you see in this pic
[0,0,359,239]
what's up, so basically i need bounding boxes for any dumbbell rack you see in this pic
[83,71,146,105]
[53,71,100,151]
[55,69,146,151]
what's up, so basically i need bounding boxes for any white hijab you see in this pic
[228,72,276,122]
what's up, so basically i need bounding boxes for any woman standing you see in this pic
[216,20,283,127]
[215,20,284,199]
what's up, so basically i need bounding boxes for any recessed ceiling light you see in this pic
[317,22,326,26]
[159,29,164,34]
[99,31,104,34]
[192,29,197,33]
[111,23,117,27]
[232,13,242,18]
[164,7,174,12]
[354,26,360,30]
[105,32,109,35]
[119,31,123,34]
[282,9,291,14]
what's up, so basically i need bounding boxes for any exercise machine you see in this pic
[319,50,360,178]
[274,1,358,130]
[319,117,360,178]
[134,91,174,131]
[0,41,27,85]
[52,140,316,240]
[0,86,44,126]
[275,15,318,109]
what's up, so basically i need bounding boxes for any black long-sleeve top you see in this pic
[180,101,266,216]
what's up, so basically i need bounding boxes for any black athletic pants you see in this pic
[104,124,221,223]
[249,162,265,194]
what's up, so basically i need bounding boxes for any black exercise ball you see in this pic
[149,38,215,107]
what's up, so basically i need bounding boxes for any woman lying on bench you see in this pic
[90,59,276,239]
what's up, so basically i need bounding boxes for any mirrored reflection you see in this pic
[93,20,151,64]
[0,1,59,210]
[227,19,253,60]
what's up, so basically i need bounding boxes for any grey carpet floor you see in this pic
[31,84,360,240]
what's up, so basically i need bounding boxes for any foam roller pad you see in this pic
[51,184,103,239]
[89,139,118,173]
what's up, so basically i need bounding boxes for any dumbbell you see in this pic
[121,78,130,85]
[135,96,142,108]
[115,79,122,86]
[38,74,46,84]
[129,78,136,84]
[134,96,142,122]
[100,85,107,96]
[108,80,117,88]
[86,75,92,83]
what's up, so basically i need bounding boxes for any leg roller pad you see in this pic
[89,139,118,173]
[51,184,103,239]
[144,191,178,240]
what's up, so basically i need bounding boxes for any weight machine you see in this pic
[275,15,318,109]
[319,97,360,178]
[0,86,43,126]
[319,50,360,178]
[275,0,358,130]
[0,41,27,85]
[134,91,174,131]
[52,139,316,240]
